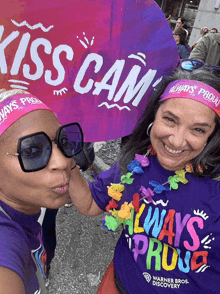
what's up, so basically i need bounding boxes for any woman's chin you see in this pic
[157,155,186,171]
[47,193,70,209]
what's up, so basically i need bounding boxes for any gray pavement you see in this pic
[47,140,122,294]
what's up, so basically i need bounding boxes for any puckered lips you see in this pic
[52,182,69,194]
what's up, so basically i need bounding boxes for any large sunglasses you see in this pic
[7,122,84,172]
[179,59,220,78]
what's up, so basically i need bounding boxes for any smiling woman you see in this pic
[68,64,220,294]
[0,89,83,293]
[150,97,215,171]
[119,67,220,178]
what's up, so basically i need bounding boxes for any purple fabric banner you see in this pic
[0,0,179,141]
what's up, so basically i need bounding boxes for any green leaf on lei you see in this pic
[105,215,121,231]
[121,172,134,184]
[168,175,179,190]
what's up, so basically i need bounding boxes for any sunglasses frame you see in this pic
[16,122,84,172]
[179,59,220,76]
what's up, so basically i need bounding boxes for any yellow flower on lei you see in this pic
[110,183,125,192]
[175,170,188,184]
[107,186,123,201]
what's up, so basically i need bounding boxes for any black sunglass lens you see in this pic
[59,124,83,157]
[20,134,51,171]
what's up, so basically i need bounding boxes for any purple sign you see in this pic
[0,0,179,141]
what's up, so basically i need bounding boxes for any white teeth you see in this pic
[164,144,183,154]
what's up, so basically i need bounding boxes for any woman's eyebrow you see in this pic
[163,111,212,128]
[193,122,212,128]
[163,110,179,120]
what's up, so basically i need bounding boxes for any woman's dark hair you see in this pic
[174,28,187,45]
[178,17,186,24]
[211,28,218,33]
[118,68,220,180]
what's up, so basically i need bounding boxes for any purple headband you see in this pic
[0,94,52,136]
[160,80,220,116]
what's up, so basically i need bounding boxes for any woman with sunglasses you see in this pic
[0,89,83,293]
[69,64,220,293]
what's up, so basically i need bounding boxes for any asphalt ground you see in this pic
[47,139,122,294]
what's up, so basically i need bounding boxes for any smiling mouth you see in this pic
[163,143,184,154]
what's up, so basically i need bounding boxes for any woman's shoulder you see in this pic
[0,211,29,250]
[0,212,31,278]
[0,213,41,293]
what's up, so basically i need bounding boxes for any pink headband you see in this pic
[0,94,52,136]
[160,80,220,116]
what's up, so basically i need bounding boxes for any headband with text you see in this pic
[160,80,220,116]
[0,94,52,136]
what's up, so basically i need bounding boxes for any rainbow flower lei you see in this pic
[102,152,193,232]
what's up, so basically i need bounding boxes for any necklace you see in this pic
[102,151,194,232]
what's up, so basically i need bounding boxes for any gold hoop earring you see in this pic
[147,122,154,136]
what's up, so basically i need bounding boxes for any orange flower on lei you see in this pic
[117,202,132,219]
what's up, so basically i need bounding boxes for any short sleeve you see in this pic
[89,162,121,211]
[0,217,31,288]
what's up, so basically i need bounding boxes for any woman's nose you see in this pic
[168,128,187,149]
[48,142,69,170]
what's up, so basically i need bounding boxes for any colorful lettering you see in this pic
[177,248,191,273]
[174,213,191,247]
[158,210,175,245]
[184,217,204,251]
[134,203,145,233]
[162,244,178,271]
[132,234,148,262]
[144,207,166,238]
[123,208,134,235]
[147,238,162,271]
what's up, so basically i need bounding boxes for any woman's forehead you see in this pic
[159,98,216,122]
[2,110,60,142]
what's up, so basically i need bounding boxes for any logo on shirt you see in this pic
[143,272,152,283]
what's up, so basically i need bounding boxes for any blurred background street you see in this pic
[48,139,122,294]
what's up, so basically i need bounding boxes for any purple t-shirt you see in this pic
[89,156,220,293]
[0,200,47,293]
